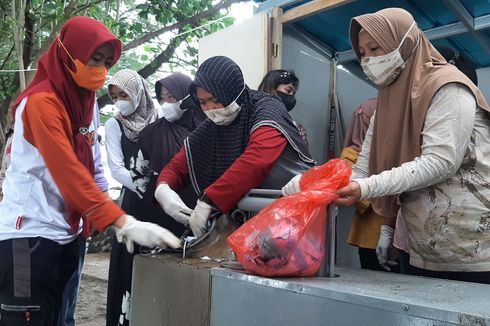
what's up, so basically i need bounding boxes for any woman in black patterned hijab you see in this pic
[154,56,315,237]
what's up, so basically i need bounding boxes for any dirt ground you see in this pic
[75,253,110,326]
[76,275,107,326]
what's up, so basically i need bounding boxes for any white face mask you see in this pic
[360,21,418,86]
[115,100,136,116]
[205,86,245,126]
[161,95,189,122]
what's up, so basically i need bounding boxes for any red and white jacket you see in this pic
[0,92,123,245]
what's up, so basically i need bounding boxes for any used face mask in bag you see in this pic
[115,100,136,116]
[276,91,297,112]
[161,95,189,122]
[360,21,418,86]
[205,86,245,126]
[58,39,107,91]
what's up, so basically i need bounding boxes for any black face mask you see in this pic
[276,91,297,112]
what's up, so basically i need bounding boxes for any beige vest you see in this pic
[402,108,490,271]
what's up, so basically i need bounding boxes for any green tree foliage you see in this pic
[0,0,240,143]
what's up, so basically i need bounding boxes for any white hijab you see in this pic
[109,69,157,141]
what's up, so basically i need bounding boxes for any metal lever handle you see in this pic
[318,204,337,277]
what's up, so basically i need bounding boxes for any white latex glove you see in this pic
[376,225,398,271]
[115,215,181,253]
[189,199,213,237]
[281,174,302,196]
[155,183,192,225]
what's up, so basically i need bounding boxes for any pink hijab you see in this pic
[343,98,377,151]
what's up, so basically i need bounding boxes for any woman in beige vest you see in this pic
[284,7,490,283]
[334,8,490,283]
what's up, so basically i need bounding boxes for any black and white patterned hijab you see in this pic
[109,69,157,141]
[185,56,314,195]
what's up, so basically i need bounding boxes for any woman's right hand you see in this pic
[333,181,361,207]
[154,183,192,225]
[281,174,302,196]
[113,214,182,253]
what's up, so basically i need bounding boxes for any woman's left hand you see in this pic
[333,181,361,207]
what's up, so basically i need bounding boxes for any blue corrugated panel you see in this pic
[257,0,490,67]
[460,0,490,17]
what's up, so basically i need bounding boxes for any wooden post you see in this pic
[267,7,283,71]
[281,0,353,24]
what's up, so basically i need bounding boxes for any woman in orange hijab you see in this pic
[332,8,490,283]
[0,17,180,324]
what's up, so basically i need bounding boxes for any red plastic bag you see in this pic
[227,159,351,277]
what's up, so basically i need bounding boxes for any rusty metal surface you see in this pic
[131,255,220,326]
[184,214,240,260]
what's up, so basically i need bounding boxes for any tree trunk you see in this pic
[12,0,27,91]
[0,0,88,134]
[23,0,34,68]
[115,0,121,35]
[38,0,44,47]
[2,0,239,129]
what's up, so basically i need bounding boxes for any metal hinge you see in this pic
[272,43,279,57]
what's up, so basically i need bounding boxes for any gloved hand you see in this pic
[189,199,213,237]
[281,174,302,196]
[155,183,192,225]
[376,225,398,271]
[115,215,181,253]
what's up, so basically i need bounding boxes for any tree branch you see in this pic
[169,56,198,69]
[72,0,106,16]
[123,0,241,51]
[30,0,82,66]
[0,44,15,71]
[138,37,180,79]
[64,0,80,17]
[0,0,84,132]
[168,60,190,71]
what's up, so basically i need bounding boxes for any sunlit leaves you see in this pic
[0,0,236,103]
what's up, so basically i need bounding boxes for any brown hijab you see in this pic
[349,8,490,218]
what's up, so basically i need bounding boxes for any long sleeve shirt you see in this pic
[352,83,490,272]
[352,83,475,200]
[158,126,288,213]
[0,93,123,245]
[104,117,136,192]
[0,106,107,196]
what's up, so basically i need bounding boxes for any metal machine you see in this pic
[131,189,490,325]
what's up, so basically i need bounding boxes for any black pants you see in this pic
[106,236,136,326]
[399,250,410,274]
[0,237,79,326]
[358,248,400,273]
[358,248,384,271]
[401,252,490,284]
[58,235,86,326]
